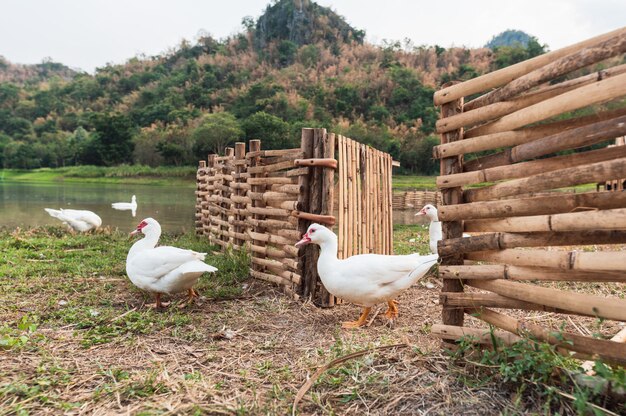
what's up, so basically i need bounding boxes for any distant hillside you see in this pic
[486,29,533,48]
[0,56,79,84]
[0,0,546,174]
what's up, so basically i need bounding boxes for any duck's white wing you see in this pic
[339,253,438,286]
[128,246,212,280]
[61,209,102,228]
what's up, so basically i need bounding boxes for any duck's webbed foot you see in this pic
[178,288,200,309]
[147,293,170,309]
[384,299,399,321]
[341,307,371,329]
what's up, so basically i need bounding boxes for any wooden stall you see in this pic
[195,129,394,306]
[392,191,442,210]
[430,27,626,364]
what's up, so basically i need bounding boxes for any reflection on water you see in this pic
[0,181,195,232]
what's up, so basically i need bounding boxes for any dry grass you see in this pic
[0,225,624,415]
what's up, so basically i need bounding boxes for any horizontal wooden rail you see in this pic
[440,264,626,282]
[438,191,626,221]
[433,26,626,106]
[466,249,626,272]
[469,279,626,321]
[464,157,626,203]
[438,230,626,257]
[294,158,338,169]
[431,324,522,346]
[469,308,626,365]
[294,212,336,226]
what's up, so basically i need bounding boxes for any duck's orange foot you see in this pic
[178,288,200,309]
[148,293,169,310]
[341,307,371,329]
[384,300,399,320]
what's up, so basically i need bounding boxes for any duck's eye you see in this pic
[310,229,316,233]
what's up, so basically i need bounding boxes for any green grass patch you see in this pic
[392,175,437,191]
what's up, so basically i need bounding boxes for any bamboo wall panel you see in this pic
[433,28,626,362]
[195,130,395,306]
[392,191,442,210]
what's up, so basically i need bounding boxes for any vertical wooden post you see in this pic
[249,140,262,274]
[318,131,336,307]
[206,154,216,242]
[222,147,234,245]
[298,129,315,298]
[439,87,465,330]
[234,142,246,248]
[196,160,206,235]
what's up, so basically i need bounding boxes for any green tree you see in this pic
[242,111,292,149]
[192,112,243,157]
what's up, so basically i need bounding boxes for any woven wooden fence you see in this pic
[392,191,442,210]
[429,26,626,365]
[598,137,626,191]
[196,128,394,306]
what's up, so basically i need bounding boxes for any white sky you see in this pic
[0,0,624,73]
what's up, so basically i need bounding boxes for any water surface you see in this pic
[0,181,195,233]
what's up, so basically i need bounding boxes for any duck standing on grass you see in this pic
[415,204,441,255]
[126,218,217,309]
[44,208,102,232]
[295,223,438,328]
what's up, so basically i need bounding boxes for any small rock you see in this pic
[425,282,435,289]
[58,300,68,306]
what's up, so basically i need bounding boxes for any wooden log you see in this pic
[464,158,626,203]
[294,158,338,169]
[246,148,303,158]
[439,87,465,329]
[431,324,521,346]
[465,208,626,233]
[469,308,626,365]
[469,32,626,110]
[440,265,626,282]
[462,114,626,172]
[249,244,287,258]
[277,229,301,241]
[467,249,626,272]
[247,230,290,245]
[433,27,626,106]
[581,327,626,374]
[439,230,626,256]
[439,190,626,221]
[466,72,626,137]
[298,128,316,298]
[271,184,301,194]
[439,143,626,188]
[247,160,294,174]
[441,292,592,316]
[435,75,597,134]
[246,218,296,230]
[248,177,293,185]
[250,269,290,286]
[359,144,368,255]
[230,195,252,204]
[246,205,291,217]
[469,279,626,321]
[262,191,295,202]
[282,244,299,257]
[295,212,336,226]
[338,135,345,259]
[387,154,394,254]
[436,107,626,157]
[284,167,309,177]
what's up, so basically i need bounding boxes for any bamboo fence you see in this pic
[392,191,442,210]
[195,129,394,306]
[598,137,626,191]
[431,27,626,365]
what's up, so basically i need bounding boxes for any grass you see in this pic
[392,175,437,191]
[0,225,623,414]
[0,165,197,187]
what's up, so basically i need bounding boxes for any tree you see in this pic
[192,112,243,157]
[90,112,135,165]
[242,112,292,149]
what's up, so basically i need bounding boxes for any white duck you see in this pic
[44,208,102,232]
[295,224,438,328]
[112,195,137,217]
[415,204,442,255]
[416,204,469,255]
[126,218,217,308]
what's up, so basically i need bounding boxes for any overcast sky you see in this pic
[1,0,624,73]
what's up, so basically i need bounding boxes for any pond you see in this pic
[0,181,196,233]
[0,181,427,233]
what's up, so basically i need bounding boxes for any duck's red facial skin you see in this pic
[130,220,149,236]
[295,229,314,247]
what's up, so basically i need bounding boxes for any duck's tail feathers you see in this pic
[178,260,218,275]
[408,254,439,281]
[44,208,62,218]
[191,251,208,261]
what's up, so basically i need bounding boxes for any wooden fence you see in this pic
[598,137,626,191]
[430,26,626,365]
[196,128,394,306]
[392,191,441,210]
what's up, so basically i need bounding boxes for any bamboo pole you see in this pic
[465,208,626,233]
[433,26,626,106]
[440,264,626,282]
[346,139,354,257]
[439,88,465,329]
[466,249,626,272]
[462,114,626,172]
[464,157,626,203]
[337,135,345,259]
[356,142,364,254]
[387,154,394,254]
[441,292,594,316]
[439,144,626,188]
[468,308,626,365]
[466,72,626,137]
[436,107,626,157]
[439,190,626,221]
[468,279,626,321]
[439,230,626,257]
[319,131,336,307]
